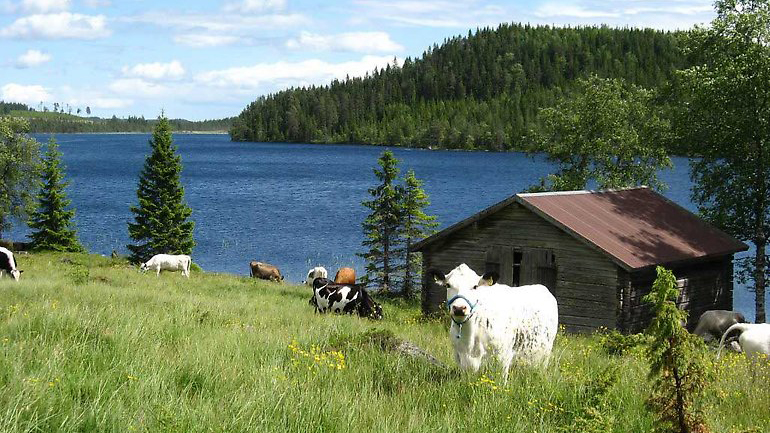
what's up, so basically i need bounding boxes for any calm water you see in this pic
[7,133,760,320]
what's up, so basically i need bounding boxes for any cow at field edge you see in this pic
[0,246,22,281]
[250,261,283,282]
[310,277,383,319]
[334,267,356,284]
[305,266,328,285]
[719,323,770,358]
[431,263,558,382]
[692,310,747,342]
[140,254,191,278]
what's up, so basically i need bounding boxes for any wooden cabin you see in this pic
[411,187,748,333]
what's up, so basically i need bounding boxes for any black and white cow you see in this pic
[0,246,22,281]
[309,277,383,320]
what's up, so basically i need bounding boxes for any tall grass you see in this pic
[1,252,768,432]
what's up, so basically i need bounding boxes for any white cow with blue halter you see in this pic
[431,263,558,381]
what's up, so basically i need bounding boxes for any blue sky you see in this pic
[1,0,716,120]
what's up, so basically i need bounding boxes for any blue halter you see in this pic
[447,294,478,337]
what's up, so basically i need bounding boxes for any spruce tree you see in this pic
[644,266,711,433]
[127,114,194,263]
[399,169,438,299]
[28,137,83,252]
[359,150,403,293]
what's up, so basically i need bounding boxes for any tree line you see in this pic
[0,102,232,133]
[230,24,685,150]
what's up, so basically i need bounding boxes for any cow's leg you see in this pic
[156,267,161,277]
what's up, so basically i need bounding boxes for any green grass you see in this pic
[1,252,768,432]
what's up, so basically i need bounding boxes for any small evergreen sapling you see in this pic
[643,266,711,433]
[127,114,195,263]
[28,137,83,252]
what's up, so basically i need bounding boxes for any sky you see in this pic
[0,0,717,120]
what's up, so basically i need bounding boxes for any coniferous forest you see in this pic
[230,24,686,150]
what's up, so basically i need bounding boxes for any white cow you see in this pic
[140,254,191,278]
[718,323,770,358]
[305,266,328,286]
[431,263,558,382]
[0,246,22,281]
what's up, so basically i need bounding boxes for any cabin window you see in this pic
[676,278,689,305]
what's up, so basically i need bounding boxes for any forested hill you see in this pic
[230,24,685,150]
[1,102,232,133]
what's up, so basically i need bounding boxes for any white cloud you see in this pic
[224,0,286,13]
[534,4,619,19]
[83,0,111,7]
[174,33,240,47]
[122,60,185,81]
[125,11,308,33]
[286,31,404,53]
[1,13,109,39]
[527,1,715,29]
[21,0,70,13]
[194,55,397,91]
[352,0,503,28]
[1,83,53,105]
[109,78,170,98]
[15,49,51,67]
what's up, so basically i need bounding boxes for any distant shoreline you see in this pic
[31,131,229,135]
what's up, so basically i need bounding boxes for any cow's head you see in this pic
[358,289,383,320]
[139,262,149,272]
[431,264,494,321]
[306,267,328,286]
[11,269,22,281]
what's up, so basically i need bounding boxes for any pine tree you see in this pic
[127,114,194,263]
[28,137,83,252]
[643,266,711,433]
[399,170,438,299]
[359,150,403,293]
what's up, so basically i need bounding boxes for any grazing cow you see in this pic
[250,261,283,282]
[334,267,356,284]
[692,310,747,342]
[0,246,22,281]
[310,277,383,320]
[718,323,770,358]
[305,266,328,285]
[431,263,558,382]
[140,254,191,278]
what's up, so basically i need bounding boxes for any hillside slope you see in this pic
[230,24,685,150]
[1,252,766,432]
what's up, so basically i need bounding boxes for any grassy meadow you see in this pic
[0,252,768,433]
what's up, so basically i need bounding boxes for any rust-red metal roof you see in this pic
[518,188,748,270]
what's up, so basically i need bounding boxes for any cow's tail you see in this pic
[718,323,748,358]
[186,257,192,275]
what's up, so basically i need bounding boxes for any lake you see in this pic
[7,133,761,320]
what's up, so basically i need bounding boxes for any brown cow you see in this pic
[249,261,283,282]
[334,267,356,284]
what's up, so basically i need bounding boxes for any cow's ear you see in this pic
[18,270,23,273]
[479,271,498,286]
[428,269,446,286]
